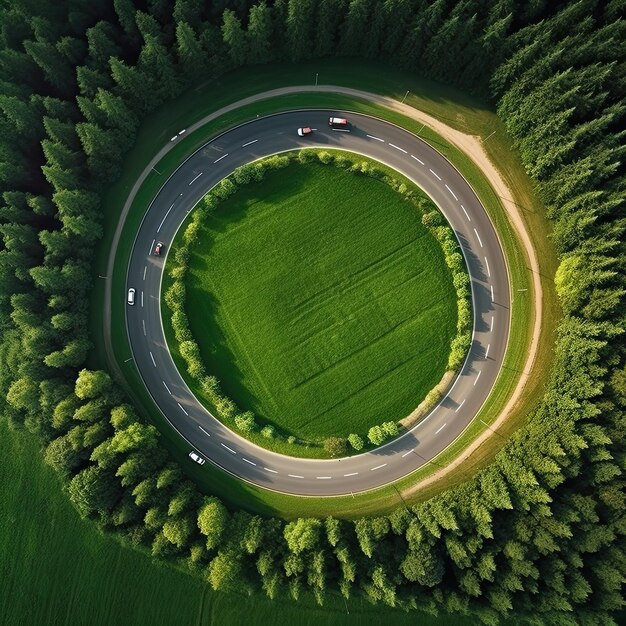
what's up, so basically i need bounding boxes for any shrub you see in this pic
[235,411,256,432]
[422,210,444,228]
[367,425,386,446]
[260,425,275,439]
[348,433,364,451]
[324,437,347,457]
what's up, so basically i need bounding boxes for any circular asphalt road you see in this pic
[125,110,510,496]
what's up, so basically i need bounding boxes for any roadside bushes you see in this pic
[164,149,472,455]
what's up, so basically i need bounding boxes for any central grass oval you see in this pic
[184,161,457,441]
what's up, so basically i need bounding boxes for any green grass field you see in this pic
[182,162,456,442]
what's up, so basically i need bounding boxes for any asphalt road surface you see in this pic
[125,110,510,496]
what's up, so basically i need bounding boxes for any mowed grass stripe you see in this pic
[186,162,457,440]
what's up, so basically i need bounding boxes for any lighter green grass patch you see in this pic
[184,162,457,442]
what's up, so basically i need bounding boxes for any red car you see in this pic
[154,241,164,255]
[297,127,313,136]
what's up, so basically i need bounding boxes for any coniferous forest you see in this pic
[0,1,624,624]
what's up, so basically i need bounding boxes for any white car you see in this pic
[127,288,135,305]
[189,451,206,465]
[328,117,349,129]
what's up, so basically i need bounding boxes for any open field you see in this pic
[179,162,456,443]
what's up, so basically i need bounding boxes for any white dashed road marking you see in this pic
[343,472,358,477]
[410,154,424,165]
[474,228,483,248]
[366,134,384,142]
[435,423,447,434]
[445,184,458,201]
[157,203,175,233]
[199,426,211,437]
[316,476,332,480]
[485,344,491,359]
[484,257,491,277]
[429,169,442,180]
[221,443,236,454]
[474,370,482,386]
[264,467,278,474]
[142,319,146,336]
[402,449,414,458]
[242,139,258,147]
[490,316,494,332]
[141,291,144,307]
[189,172,202,185]
[162,380,171,394]
[388,143,407,153]
[149,351,156,367]
[288,474,304,479]
[491,285,495,302]
[370,463,387,471]
[214,153,228,163]
[177,402,188,416]
[143,266,147,280]
[242,457,256,466]
[461,205,471,221]
[455,400,466,413]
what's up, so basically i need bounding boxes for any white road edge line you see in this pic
[214,153,228,163]
[343,472,358,477]
[410,154,424,165]
[162,380,171,394]
[177,402,188,416]
[461,204,471,221]
[157,203,175,233]
[474,370,482,386]
[149,351,156,367]
[370,463,387,471]
[445,184,458,201]
[388,143,407,153]
[484,256,491,277]
[221,443,236,454]
[199,426,210,437]
[455,400,466,413]
[242,139,258,147]
[474,228,483,248]
[242,457,256,466]
[188,172,202,185]
[288,474,304,479]
[366,134,384,142]
[435,423,447,434]
[429,168,442,181]
[402,449,414,458]
[485,344,491,359]
[264,467,278,474]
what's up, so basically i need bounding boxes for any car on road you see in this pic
[189,451,206,465]
[328,117,349,129]
[297,127,313,136]
[127,288,135,305]
[154,241,164,255]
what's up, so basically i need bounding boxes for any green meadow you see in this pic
[183,162,457,441]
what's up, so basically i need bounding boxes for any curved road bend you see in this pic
[125,111,510,496]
